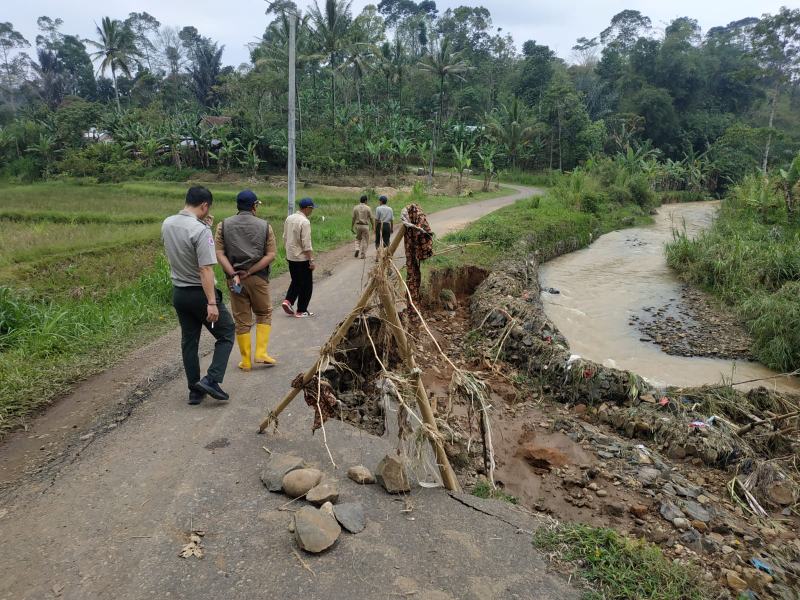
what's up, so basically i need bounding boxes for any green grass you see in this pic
[425,189,650,273]
[666,175,800,371]
[533,523,708,600]
[0,179,507,435]
[498,169,562,187]
[472,480,518,504]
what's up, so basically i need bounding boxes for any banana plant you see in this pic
[452,142,473,195]
[238,140,262,178]
[393,137,414,171]
[209,137,242,175]
[364,139,381,177]
[25,133,60,177]
[477,145,498,192]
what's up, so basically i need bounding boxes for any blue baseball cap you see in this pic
[299,197,316,209]
[236,189,260,209]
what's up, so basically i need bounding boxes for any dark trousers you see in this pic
[375,222,391,248]
[172,286,235,389]
[285,260,313,313]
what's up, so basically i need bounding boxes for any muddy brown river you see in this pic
[540,201,800,393]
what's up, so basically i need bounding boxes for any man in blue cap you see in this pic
[215,190,278,371]
[281,198,316,318]
[374,195,394,257]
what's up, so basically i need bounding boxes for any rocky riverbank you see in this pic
[633,286,753,360]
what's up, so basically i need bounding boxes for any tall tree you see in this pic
[486,96,535,170]
[516,40,554,107]
[125,12,161,72]
[0,22,30,112]
[88,17,139,111]
[600,9,652,52]
[309,0,354,129]
[752,7,800,173]
[418,36,470,174]
[35,16,64,50]
[31,49,65,108]
[57,36,97,99]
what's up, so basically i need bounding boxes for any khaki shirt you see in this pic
[352,203,374,227]
[283,212,313,262]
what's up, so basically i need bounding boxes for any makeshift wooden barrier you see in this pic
[257,223,462,492]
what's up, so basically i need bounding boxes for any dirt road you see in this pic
[0,185,578,600]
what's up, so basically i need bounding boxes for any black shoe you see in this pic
[188,389,206,405]
[354,250,359,257]
[195,376,230,401]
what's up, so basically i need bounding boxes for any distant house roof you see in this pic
[82,127,113,143]
[198,116,232,128]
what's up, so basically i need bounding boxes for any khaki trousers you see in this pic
[230,275,272,334]
[354,224,370,257]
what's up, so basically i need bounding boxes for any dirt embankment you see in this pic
[444,255,800,599]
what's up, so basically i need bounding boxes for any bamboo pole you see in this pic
[258,225,407,432]
[376,275,461,492]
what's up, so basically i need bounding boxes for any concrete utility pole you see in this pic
[287,12,297,216]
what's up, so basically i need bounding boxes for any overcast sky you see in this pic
[5,0,797,66]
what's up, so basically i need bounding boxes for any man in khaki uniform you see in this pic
[214,190,277,371]
[351,194,374,259]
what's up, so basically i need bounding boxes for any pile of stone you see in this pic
[260,452,412,554]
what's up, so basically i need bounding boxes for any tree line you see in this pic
[0,2,798,189]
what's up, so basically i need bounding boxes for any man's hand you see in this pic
[206,304,219,322]
[236,270,250,280]
[204,214,214,227]
[309,261,317,271]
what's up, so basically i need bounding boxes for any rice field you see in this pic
[0,178,506,434]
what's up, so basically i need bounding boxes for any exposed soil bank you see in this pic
[539,201,797,392]
[403,258,800,598]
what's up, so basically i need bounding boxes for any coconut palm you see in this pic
[486,97,536,170]
[417,37,471,175]
[88,17,140,111]
[339,41,374,115]
[308,0,353,129]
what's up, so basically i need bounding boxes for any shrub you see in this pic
[2,157,41,182]
[742,282,800,372]
[627,173,656,209]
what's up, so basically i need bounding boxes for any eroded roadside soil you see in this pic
[401,263,800,600]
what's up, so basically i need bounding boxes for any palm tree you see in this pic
[309,0,353,129]
[339,41,374,115]
[417,37,471,175]
[378,37,406,106]
[88,17,139,111]
[486,97,536,170]
[31,49,65,109]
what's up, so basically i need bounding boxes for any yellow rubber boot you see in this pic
[254,324,277,365]
[236,333,252,371]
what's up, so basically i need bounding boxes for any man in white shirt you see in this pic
[375,195,394,251]
[281,197,316,318]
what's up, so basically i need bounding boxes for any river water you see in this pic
[539,201,799,392]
